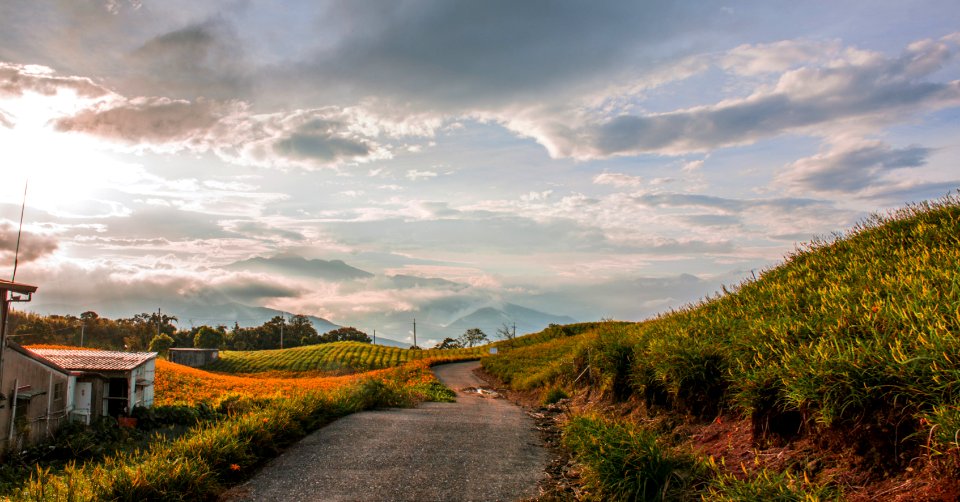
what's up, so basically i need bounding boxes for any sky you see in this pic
[1,1,959,344]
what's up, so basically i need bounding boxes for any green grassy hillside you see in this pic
[484,195,960,498]
[207,341,486,374]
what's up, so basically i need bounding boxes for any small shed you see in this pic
[29,348,156,423]
[169,348,219,368]
[0,341,73,451]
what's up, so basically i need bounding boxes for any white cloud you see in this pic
[720,39,842,76]
[406,169,438,181]
[778,139,931,195]
[593,172,644,189]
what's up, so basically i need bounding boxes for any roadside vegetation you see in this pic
[3,345,472,500]
[483,194,960,500]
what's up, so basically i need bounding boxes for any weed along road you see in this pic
[230,360,547,501]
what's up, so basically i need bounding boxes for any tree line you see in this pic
[4,310,371,354]
[5,309,505,353]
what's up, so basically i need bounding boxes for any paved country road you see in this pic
[227,361,548,502]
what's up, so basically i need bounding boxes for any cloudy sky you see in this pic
[1,1,959,340]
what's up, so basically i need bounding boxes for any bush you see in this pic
[563,415,709,501]
[541,387,568,406]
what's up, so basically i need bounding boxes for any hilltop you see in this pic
[483,195,960,500]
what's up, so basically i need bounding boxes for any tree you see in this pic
[458,328,488,348]
[319,327,371,344]
[148,333,175,356]
[194,326,224,349]
[496,322,516,340]
[288,314,318,347]
[434,337,463,349]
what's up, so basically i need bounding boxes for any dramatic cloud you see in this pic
[0,221,59,263]
[50,93,435,168]
[127,19,250,99]
[54,97,238,145]
[0,62,107,98]
[503,34,960,159]
[2,2,959,327]
[279,1,712,108]
[778,140,931,194]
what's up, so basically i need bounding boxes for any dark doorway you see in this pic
[107,378,129,417]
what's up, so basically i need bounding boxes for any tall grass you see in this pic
[563,415,709,501]
[486,194,960,494]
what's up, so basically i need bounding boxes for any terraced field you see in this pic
[206,341,486,374]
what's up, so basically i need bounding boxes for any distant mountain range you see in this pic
[225,255,374,281]
[26,254,578,349]
[445,303,578,338]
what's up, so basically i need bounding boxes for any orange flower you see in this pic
[230,464,241,471]
[262,418,269,423]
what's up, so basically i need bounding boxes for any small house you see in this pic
[29,348,157,424]
[0,341,73,451]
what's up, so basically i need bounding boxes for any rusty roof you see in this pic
[5,341,71,375]
[29,348,156,372]
[0,279,38,295]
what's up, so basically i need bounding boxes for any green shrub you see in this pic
[542,387,569,406]
[563,415,708,501]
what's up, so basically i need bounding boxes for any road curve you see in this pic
[229,361,547,502]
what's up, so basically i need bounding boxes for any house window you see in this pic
[53,382,64,402]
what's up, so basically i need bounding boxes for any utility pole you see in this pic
[157,307,162,340]
[412,318,417,348]
[373,329,376,345]
[280,314,284,349]
[513,322,516,339]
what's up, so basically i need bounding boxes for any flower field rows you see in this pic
[206,341,486,374]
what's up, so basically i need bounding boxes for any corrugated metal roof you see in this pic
[0,279,37,295]
[29,348,156,371]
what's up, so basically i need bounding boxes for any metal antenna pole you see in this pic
[12,181,27,282]
[413,318,417,348]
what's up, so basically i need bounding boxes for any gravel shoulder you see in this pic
[225,361,548,502]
